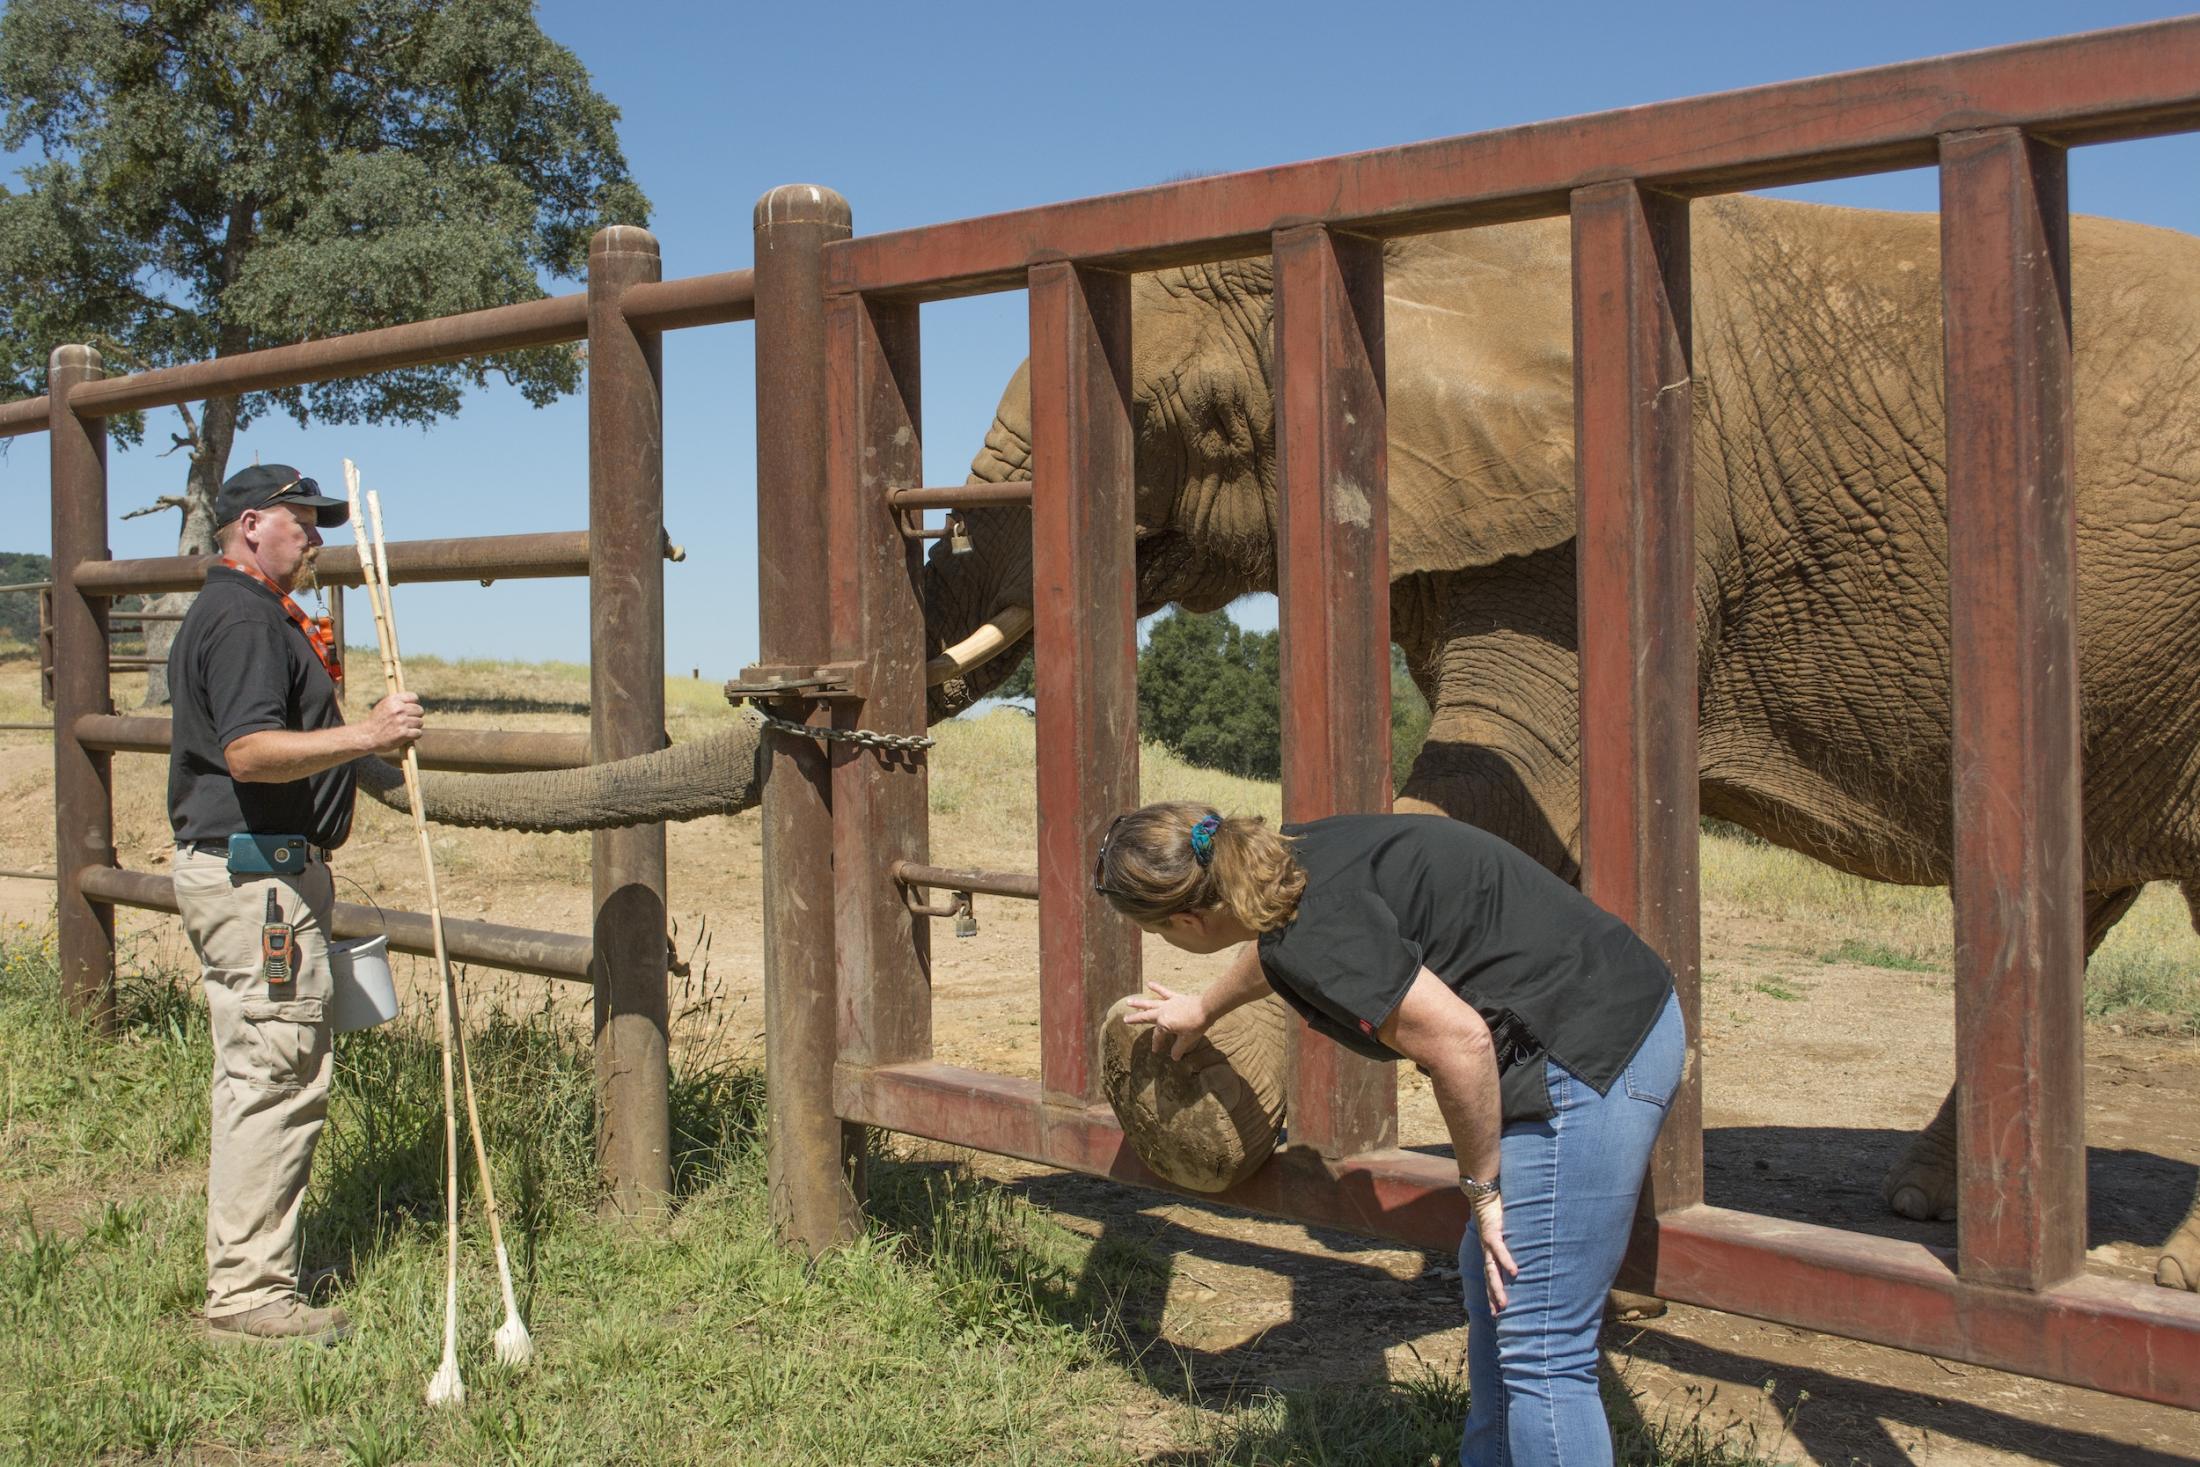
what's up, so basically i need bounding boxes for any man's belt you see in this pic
[181,837,334,867]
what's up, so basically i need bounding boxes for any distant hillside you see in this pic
[0,553,50,646]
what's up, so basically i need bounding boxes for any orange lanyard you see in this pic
[219,558,343,687]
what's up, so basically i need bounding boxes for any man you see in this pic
[167,463,423,1345]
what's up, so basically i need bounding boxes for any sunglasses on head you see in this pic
[1091,812,1132,899]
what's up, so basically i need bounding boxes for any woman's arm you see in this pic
[1121,941,1273,1059]
[1379,968,1517,1308]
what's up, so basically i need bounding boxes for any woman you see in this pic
[1105,801,1684,1467]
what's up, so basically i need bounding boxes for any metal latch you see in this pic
[897,878,978,937]
[724,661,867,706]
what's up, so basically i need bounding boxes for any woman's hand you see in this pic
[1121,982,1210,1060]
[1468,1191,1518,1312]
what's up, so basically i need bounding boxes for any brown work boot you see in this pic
[206,1298,352,1346]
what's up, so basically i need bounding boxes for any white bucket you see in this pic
[329,934,399,1034]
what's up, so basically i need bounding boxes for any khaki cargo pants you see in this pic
[173,846,335,1319]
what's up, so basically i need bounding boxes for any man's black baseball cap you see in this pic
[215,464,349,530]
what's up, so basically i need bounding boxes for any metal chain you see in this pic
[751,704,935,752]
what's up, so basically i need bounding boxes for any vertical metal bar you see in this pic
[1029,261,1139,1108]
[1570,181,1702,1229]
[49,345,114,1030]
[754,184,865,1252]
[1271,224,1396,1158]
[586,225,671,1215]
[826,290,929,1072]
[1940,128,2083,1292]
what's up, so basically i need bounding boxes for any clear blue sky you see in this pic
[11,1,2198,675]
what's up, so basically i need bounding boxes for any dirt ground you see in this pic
[3,659,2197,1465]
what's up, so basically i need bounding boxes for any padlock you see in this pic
[946,510,973,555]
[952,892,978,939]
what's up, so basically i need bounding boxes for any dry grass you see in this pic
[3,650,2194,1043]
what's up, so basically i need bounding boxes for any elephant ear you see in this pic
[967,359,1034,485]
[1379,226,1580,577]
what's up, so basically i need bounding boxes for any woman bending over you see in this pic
[1103,802,1684,1467]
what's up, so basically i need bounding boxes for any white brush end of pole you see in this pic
[426,1353,466,1407]
[494,1313,533,1368]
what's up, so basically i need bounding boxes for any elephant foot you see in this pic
[2157,1215,2200,1291]
[1881,1091,1960,1222]
[1606,1288,1666,1321]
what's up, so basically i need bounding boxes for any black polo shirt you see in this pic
[167,565,355,851]
[1256,814,1674,1122]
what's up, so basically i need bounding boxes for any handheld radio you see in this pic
[262,887,294,986]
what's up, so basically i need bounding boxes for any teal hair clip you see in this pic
[1189,812,1222,867]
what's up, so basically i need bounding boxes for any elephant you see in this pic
[364,192,2200,1289]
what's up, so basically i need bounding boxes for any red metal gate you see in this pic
[758,19,2200,1408]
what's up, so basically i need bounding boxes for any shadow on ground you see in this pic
[891,1120,2200,1464]
[1702,1124,2198,1251]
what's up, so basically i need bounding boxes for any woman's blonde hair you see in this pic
[1093,800,1305,931]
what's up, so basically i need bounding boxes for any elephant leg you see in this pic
[1396,547,1583,880]
[1881,884,2147,1222]
[2161,1195,2200,1292]
[2153,879,2200,1290]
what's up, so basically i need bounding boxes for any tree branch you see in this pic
[121,495,189,521]
[159,400,203,460]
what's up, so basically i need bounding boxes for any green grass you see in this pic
[1815,939,1937,973]
[0,938,1145,1465]
[0,933,1798,1465]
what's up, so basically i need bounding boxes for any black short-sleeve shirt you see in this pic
[1255,814,1673,1122]
[167,565,355,850]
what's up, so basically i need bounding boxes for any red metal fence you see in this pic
[758,19,2200,1410]
[6,14,2199,1413]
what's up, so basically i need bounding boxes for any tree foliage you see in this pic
[0,0,648,523]
[0,552,52,646]
[1136,610,1283,780]
[993,610,1431,789]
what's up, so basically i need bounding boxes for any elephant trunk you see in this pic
[352,716,766,832]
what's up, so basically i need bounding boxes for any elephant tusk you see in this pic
[926,605,1035,686]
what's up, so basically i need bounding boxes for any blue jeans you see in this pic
[1459,989,1685,1467]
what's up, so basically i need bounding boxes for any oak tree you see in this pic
[0,0,648,697]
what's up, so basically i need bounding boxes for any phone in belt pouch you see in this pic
[262,887,294,987]
[227,832,308,874]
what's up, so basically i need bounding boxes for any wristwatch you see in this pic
[1457,1172,1500,1202]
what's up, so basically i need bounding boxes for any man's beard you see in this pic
[292,546,320,593]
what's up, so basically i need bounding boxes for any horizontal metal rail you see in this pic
[619,269,756,331]
[67,294,590,420]
[73,531,593,597]
[74,715,591,772]
[0,867,54,882]
[108,610,186,623]
[80,865,592,980]
[890,860,1039,901]
[884,483,1038,512]
[0,581,51,594]
[0,268,756,442]
[0,397,47,439]
[0,723,52,733]
[833,1058,2200,1410]
[825,16,2200,301]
